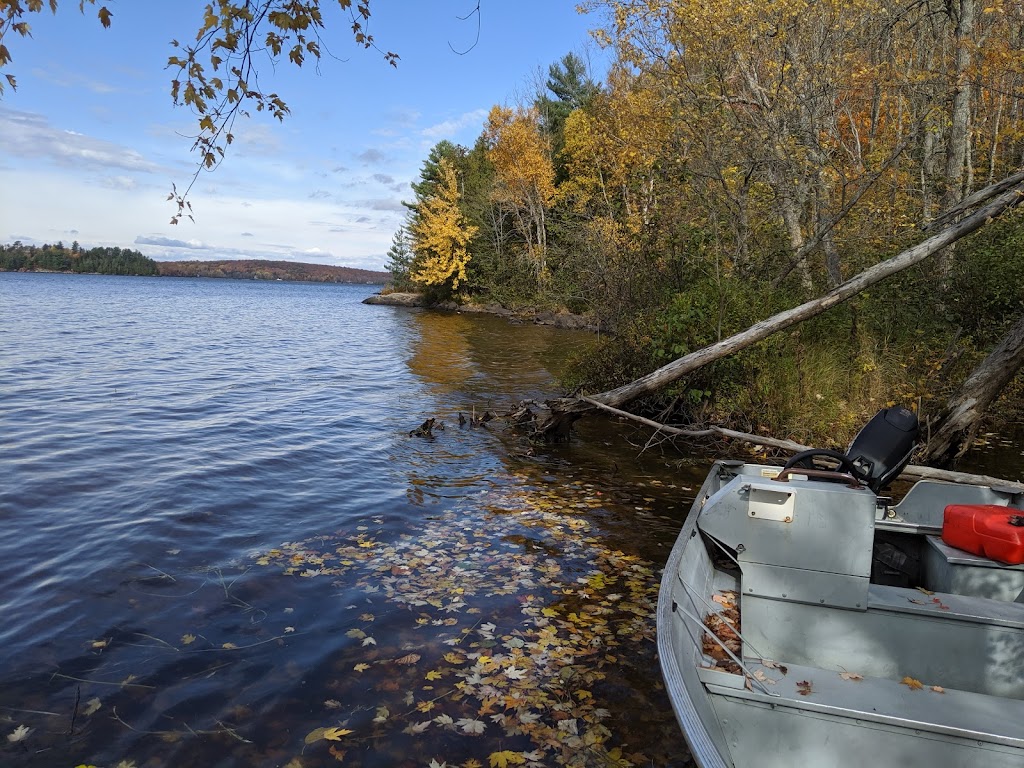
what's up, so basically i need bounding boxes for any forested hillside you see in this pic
[157,259,387,283]
[388,0,1024,445]
[0,241,160,275]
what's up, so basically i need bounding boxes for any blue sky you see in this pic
[0,1,610,271]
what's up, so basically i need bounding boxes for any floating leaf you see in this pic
[181,634,196,645]
[457,717,486,735]
[353,663,370,672]
[488,751,526,768]
[7,725,30,743]
[83,697,103,716]
[222,642,238,650]
[396,653,421,665]
[322,727,353,741]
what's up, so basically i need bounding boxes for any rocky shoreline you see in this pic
[362,291,602,332]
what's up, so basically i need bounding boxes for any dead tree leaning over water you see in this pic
[536,175,1024,445]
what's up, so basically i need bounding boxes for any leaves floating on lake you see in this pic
[247,477,668,766]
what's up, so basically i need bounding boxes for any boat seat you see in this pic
[706,659,1024,749]
[868,583,1024,629]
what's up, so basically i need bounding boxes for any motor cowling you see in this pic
[846,406,919,493]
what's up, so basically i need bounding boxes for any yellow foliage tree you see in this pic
[410,158,478,292]
[485,105,556,283]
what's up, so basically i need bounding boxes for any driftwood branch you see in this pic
[582,398,1024,492]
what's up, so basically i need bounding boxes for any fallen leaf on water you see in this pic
[324,699,341,709]
[840,672,864,681]
[457,717,486,734]
[7,725,30,743]
[181,634,196,645]
[353,663,370,672]
[361,636,376,647]
[322,727,353,741]
[901,676,924,690]
[796,680,813,696]
[489,750,526,767]
[222,642,238,650]
[396,653,421,665]
[284,626,295,633]
[83,697,103,716]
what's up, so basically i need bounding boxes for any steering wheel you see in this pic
[780,449,868,484]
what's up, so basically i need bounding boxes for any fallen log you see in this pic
[539,178,1024,440]
[579,397,1024,492]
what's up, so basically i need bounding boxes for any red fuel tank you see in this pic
[942,505,1024,565]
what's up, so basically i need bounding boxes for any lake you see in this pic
[0,273,707,768]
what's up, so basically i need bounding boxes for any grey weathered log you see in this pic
[920,313,1024,467]
[549,181,1024,417]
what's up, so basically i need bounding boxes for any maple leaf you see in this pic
[901,676,924,690]
[181,634,196,645]
[403,721,431,735]
[222,642,238,650]
[284,626,295,633]
[322,727,353,741]
[504,665,526,680]
[839,672,864,681]
[457,717,486,734]
[7,725,30,743]
[488,751,526,768]
[426,670,443,681]
[796,680,814,696]
[463,761,483,768]
[353,663,370,672]
[372,706,390,723]
[361,636,377,646]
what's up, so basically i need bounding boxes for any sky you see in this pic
[0,1,611,271]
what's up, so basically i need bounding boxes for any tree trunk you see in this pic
[921,314,1024,467]
[542,177,1024,429]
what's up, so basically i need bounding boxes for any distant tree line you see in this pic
[157,259,388,283]
[0,241,160,276]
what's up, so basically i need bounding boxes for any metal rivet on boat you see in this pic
[784,516,792,522]
[819,599,825,604]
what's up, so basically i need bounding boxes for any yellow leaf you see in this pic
[322,727,353,741]
[425,670,443,681]
[181,634,196,645]
[488,751,526,768]
[353,663,370,672]
[222,642,238,650]
[901,676,924,690]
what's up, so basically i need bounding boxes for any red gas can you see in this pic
[942,505,1024,565]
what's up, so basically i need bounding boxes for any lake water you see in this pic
[0,273,706,768]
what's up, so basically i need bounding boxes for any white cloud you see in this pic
[420,108,488,140]
[0,107,161,173]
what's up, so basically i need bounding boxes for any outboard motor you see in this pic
[845,406,919,493]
